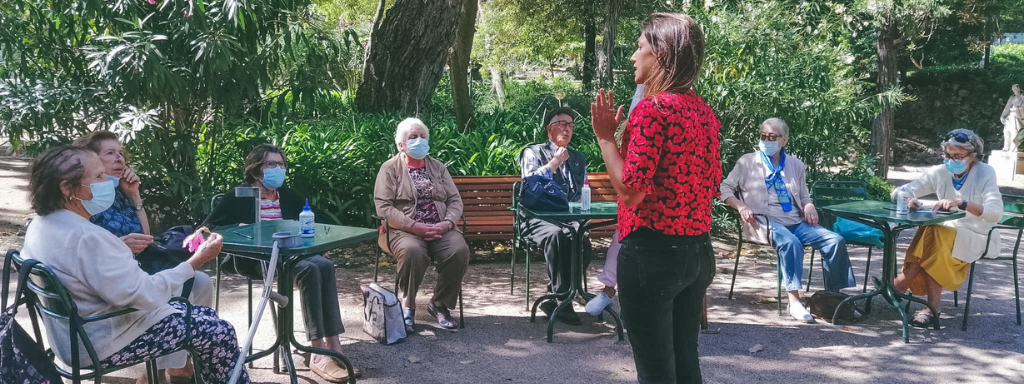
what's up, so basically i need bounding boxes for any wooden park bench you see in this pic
[452,172,617,242]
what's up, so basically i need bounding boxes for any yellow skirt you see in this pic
[903,225,970,295]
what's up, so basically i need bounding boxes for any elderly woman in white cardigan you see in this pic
[21,145,249,384]
[894,128,1003,327]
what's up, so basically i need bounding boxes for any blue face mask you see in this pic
[758,140,781,156]
[944,158,969,175]
[80,178,116,216]
[406,138,430,160]
[262,167,286,190]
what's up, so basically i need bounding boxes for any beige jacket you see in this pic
[720,151,813,244]
[373,153,464,232]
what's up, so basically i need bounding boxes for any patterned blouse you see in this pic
[90,188,144,237]
[618,90,722,239]
[409,165,442,224]
[260,198,283,221]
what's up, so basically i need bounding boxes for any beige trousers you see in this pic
[379,229,470,309]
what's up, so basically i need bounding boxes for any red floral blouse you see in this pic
[618,90,722,239]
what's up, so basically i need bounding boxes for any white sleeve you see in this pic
[75,231,193,310]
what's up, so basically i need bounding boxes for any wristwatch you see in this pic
[446,220,455,231]
[133,202,144,211]
[958,200,968,210]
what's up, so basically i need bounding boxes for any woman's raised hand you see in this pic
[120,167,143,201]
[188,232,223,270]
[591,89,624,142]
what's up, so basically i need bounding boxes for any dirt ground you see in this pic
[3,155,1024,384]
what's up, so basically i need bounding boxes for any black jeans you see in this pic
[294,255,345,341]
[618,230,716,384]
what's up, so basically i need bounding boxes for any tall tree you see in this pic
[596,0,623,89]
[858,1,951,178]
[450,0,480,132]
[356,0,465,116]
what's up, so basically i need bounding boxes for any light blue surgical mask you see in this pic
[261,167,286,190]
[758,140,781,156]
[406,138,430,160]
[944,158,969,175]
[80,178,116,216]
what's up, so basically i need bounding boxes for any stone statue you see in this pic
[1001,84,1024,152]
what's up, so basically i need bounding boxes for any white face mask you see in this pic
[759,140,781,156]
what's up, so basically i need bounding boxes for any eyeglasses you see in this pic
[549,121,575,130]
[943,152,972,161]
[945,132,971,144]
[263,161,287,169]
[759,133,783,142]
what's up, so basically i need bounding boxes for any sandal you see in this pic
[427,302,459,329]
[403,308,416,334]
[910,310,936,328]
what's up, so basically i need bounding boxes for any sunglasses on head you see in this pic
[945,132,971,144]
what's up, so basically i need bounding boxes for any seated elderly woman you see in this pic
[893,128,1002,327]
[73,131,214,383]
[374,117,470,332]
[204,144,358,383]
[21,146,247,383]
[720,118,856,322]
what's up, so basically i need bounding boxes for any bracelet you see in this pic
[133,202,144,211]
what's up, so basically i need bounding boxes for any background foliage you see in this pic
[2,0,1021,237]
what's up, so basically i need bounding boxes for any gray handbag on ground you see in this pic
[361,283,406,345]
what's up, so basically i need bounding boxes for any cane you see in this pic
[227,240,289,384]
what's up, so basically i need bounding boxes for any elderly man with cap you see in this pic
[894,128,1003,328]
[519,107,589,325]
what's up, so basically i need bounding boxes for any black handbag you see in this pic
[0,258,63,384]
[520,174,569,212]
[135,225,195,275]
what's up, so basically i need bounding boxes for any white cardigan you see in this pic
[21,210,195,363]
[891,163,1003,263]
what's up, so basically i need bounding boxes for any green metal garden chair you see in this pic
[809,180,882,293]
[953,195,1023,331]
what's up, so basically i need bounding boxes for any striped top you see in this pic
[260,199,282,221]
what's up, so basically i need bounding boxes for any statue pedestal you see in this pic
[988,150,1024,182]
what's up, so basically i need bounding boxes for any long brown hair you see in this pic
[640,13,705,98]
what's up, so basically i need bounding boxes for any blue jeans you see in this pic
[770,221,855,292]
[618,230,716,384]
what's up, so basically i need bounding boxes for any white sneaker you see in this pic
[788,302,814,322]
[585,292,613,315]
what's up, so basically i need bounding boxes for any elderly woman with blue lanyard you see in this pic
[894,128,1003,328]
[721,118,856,322]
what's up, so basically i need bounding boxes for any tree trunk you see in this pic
[490,65,505,109]
[581,16,597,92]
[356,0,464,116]
[596,0,622,89]
[872,20,898,179]
[449,0,479,133]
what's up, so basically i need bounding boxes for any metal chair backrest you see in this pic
[9,250,110,378]
[1003,194,1024,215]
[811,180,869,229]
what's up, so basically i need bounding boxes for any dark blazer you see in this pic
[204,184,304,228]
[203,184,305,277]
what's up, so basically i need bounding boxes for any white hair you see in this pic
[394,117,429,146]
[760,117,789,137]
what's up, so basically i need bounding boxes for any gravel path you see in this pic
[2,155,1022,383]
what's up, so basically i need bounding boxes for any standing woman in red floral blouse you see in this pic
[591,13,721,384]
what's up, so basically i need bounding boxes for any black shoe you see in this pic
[540,300,582,326]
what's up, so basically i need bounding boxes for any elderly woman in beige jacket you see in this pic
[374,118,470,332]
[720,118,856,322]
[893,128,1002,327]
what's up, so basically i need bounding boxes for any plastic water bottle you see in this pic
[300,198,315,237]
[896,187,910,215]
[581,178,591,212]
